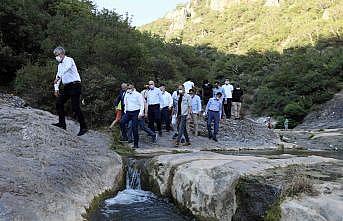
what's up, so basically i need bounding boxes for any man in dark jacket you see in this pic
[114,83,128,112]
[232,85,243,119]
[202,80,212,106]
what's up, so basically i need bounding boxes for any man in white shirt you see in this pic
[120,83,144,149]
[146,81,163,135]
[183,78,195,93]
[159,84,173,131]
[52,46,87,136]
[222,79,234,119]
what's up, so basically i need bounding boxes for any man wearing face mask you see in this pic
[173,85,192,147]
[222,79,234,119]
[120,84,145,149]
[146,81,163,135]
[205,92,223,142]
[160,84,173,132]
[212,81,225,99]
[52,46,87,136]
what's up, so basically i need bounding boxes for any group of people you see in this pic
[50,47,244,149]
[110,78,244,148]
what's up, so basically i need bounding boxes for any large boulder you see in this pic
[0,95,123,221]
[281,183,343,221]
[146,151,337,221]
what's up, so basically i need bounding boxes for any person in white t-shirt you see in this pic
[183,78,194,93]
[222,79,234,119]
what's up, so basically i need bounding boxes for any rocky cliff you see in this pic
[0,94,123,221]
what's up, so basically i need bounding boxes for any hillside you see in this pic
[141,0,343,53]
[141,0,343,127]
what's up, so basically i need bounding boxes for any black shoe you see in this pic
[119,138,128,142]
[133,145,139,149]
[52,123,66,130]
[77,128,88,136]
[213,137,218,142]
[183,142,191,146]
[128,140,133,143]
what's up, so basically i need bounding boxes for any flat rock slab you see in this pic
[0,98,123,221]
[146,151,338,221]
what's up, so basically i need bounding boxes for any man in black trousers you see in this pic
[146,80,163,136]
[52,46,87,136]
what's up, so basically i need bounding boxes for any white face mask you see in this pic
[55,56,62,62]
[127,89,133,94]
[178,90,183,94]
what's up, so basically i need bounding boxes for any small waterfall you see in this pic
[91,158,194,221]
[126,160,141,190]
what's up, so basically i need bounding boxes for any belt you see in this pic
[64,81,81,86]
[209,110,219,113]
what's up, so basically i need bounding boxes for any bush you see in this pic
[283,102,307,123]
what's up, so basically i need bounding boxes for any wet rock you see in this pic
[0,95,123,221]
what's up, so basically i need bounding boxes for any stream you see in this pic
[87,159,194,221]
[215,149,343,160]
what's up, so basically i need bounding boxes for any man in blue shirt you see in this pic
[205,92,223,142]
[212,81,225,98]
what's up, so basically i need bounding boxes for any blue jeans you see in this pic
[120,110,139,147]
[128,119,156,141]
[207,110,220,138]
[177,115,189,143]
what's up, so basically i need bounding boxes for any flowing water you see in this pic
[88,159,193,221]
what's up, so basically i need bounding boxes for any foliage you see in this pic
[1,0,343,127]
[142,0,343,126]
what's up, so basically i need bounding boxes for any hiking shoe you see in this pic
[152,134,158,143]
[52,123,66,130]
[77,128,88,136]
[119,138,128,143]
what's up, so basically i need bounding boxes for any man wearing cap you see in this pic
[205,92,223,142]
[52,46,87,136]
